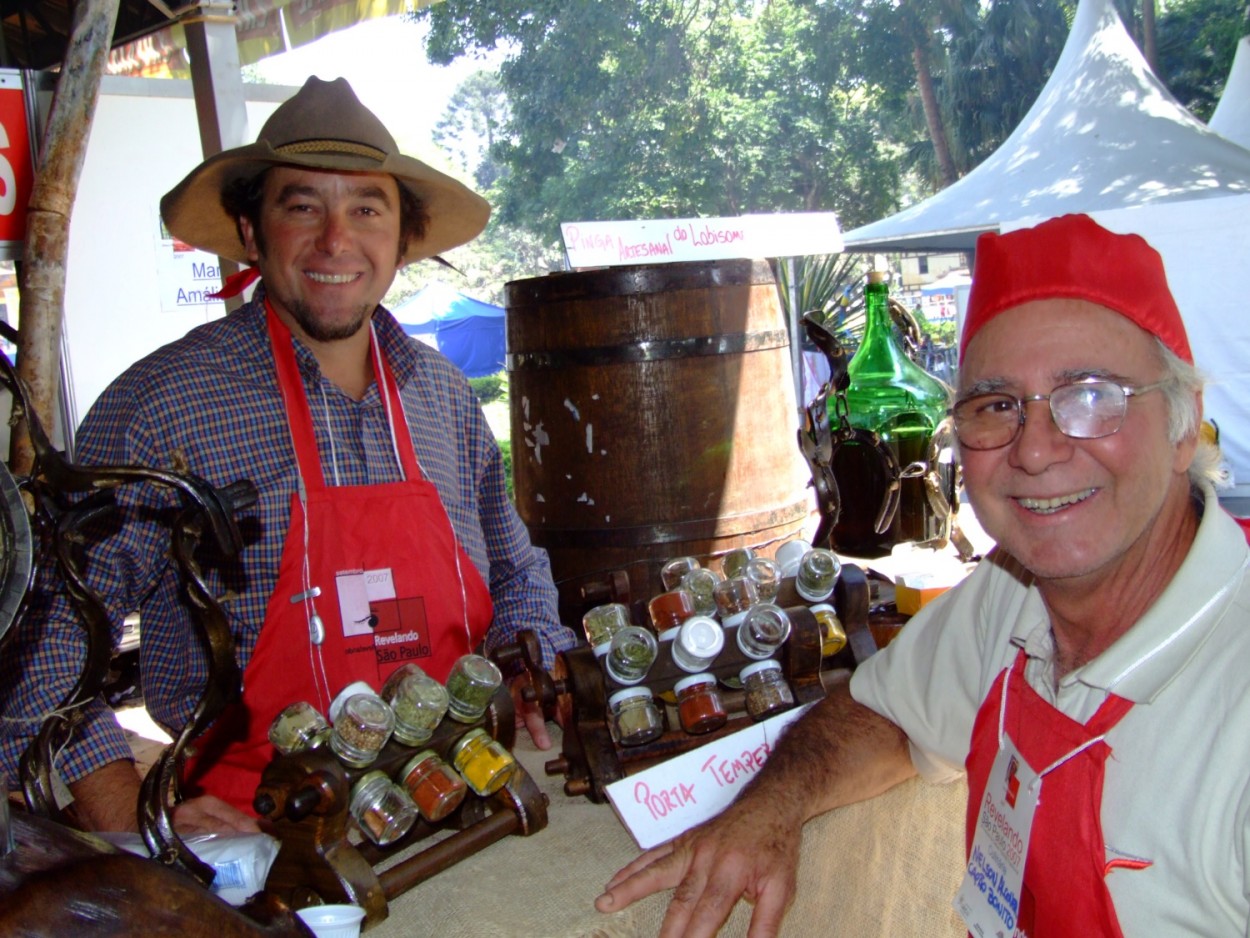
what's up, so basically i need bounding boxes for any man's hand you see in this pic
[595,797,803,938]
[172,793,262,835]
[509,654,569,750]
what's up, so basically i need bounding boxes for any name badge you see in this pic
[955,737,1037,937]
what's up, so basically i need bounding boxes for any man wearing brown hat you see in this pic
[0,77,575,833]
[597,214,1250,936]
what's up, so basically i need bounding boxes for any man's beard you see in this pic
[283,297,374,342]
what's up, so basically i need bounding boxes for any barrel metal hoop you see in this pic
[526,499,813,549]
[507,329,790,371]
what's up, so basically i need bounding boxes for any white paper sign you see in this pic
[605,703,815,849]
[561,213,843,269]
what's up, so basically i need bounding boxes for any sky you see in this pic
[247,14,495,170]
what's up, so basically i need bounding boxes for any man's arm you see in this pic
[67,759,260,834]
[595,681,916,938]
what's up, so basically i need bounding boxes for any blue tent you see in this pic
[392,281,507,378]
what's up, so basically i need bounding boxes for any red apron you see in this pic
[964,653,1137,937]
[183,303,494,812]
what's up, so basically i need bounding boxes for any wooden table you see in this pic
[370,724,969,938]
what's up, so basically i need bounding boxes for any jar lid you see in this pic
[450,726,490,758]
[809,603,835,614]
[678,616,725,657]
[329,680,379,722]
[608,686,655,707]
[350,769,389,800]
[593,639,612,658]
[400,749,440,779]
[673,673,716,695]
[739,658,783,682]
[657,627,680,642]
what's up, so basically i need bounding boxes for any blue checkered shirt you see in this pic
[0,289,574,788]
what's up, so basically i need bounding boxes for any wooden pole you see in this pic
[11,0,121,474]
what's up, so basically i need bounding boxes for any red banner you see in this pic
[0,72,34,246]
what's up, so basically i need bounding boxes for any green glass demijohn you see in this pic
[829,270,948,555]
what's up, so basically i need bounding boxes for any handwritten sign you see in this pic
[561,214,843,269]
[605,703,814,849]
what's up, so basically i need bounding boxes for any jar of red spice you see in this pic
[673,673,728,735]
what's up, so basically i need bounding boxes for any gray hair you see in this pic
[1154,339,1227,491]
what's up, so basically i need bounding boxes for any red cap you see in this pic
[960,214,1191,364]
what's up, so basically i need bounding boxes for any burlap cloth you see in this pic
[371,727,968,937]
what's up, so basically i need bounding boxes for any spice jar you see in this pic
[451,728,518,796]
[648,589,697,633]
[605,626,658,685]
[268,701,332,756]
[744,557,783,603]
[795,548,841,602]
[712,576,759,629]
[331,693,395,768]
[674,674,728,735]
[681,567,723,617]
[670,615,725,673]
[350,771,417,845]
[328,680,377,723]
[445,654,503,723]
[810,603,847,658]
[399,750,469,822]
[739,660,795,721]
[379,663,426,704]
[736,603,792,659]
[582,602,631,647]
[660,556,702,591]
[775,538,813,577]
[608,687,665,746]
[721,547,756,580]
[389,671,450,746]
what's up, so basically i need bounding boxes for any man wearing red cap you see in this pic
[598,214,1250,936]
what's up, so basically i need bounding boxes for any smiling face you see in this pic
[958,299,1198,587]
[240,167,404,344]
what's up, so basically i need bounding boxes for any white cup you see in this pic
[296,904,366,938]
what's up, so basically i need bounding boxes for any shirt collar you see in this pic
[1009,486,1249,703]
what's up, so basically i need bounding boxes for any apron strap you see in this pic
[265,300,424,491]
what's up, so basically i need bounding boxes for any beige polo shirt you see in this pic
[851,487,1250,937]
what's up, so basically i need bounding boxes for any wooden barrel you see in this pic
[505,260,815,623]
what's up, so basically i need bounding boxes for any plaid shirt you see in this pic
[0,289,574,788]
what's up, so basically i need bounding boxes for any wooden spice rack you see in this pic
[532,563,874,803]
[256,685,547,930]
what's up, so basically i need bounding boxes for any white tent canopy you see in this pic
[1210,36,1250,152]
[841,0,1250,254]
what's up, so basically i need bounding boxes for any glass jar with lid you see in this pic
[388,670,450,746]
[681,567,722,617]
[736,603,792,660]
[268,701,331,756]
[795,548,841,602]
[648,589,697,634]
[712,576,759,629]
[608,687,665,746]
[660,556,702,591]
[739,660,795,721]
[582,602,631,647]
[604,626,658,685]
[673,673,728,735]
[810,603,847,658]
[445,654,503,723]
[451,727,518,796]
[744,557,783,603]
[670,615,725,673]
[350,770,418,845]
[399,750,469,822]
[330,692,395,768]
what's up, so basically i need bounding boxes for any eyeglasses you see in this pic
[950,378,1169,451]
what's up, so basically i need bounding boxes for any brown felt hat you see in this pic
[160,76,490,265]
